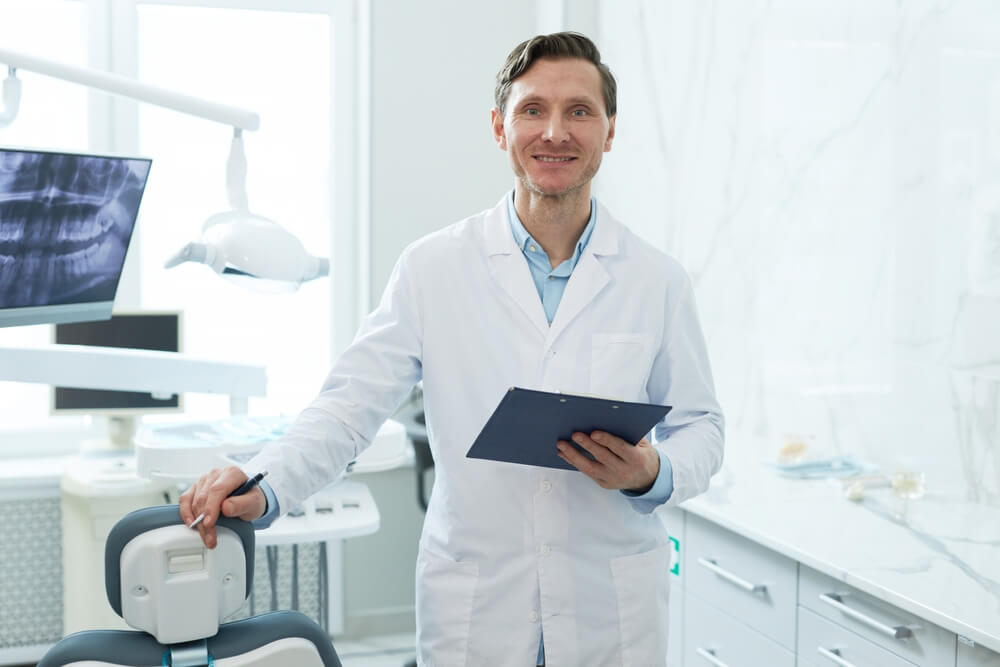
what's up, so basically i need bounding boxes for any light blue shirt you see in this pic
[505,193,597,324]
[254,194,677,665]
[506,192,675,665]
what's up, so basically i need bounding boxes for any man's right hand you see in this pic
[179,466,267,549]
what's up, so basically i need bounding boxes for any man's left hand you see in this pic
[556,431,659,493]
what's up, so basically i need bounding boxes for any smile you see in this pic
[534,156,575,163]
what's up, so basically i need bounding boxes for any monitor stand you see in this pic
[81,416,139,455]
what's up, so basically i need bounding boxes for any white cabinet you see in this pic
[671,511,1000,667]
[684,591,794,667]
[798,605,916,667]
[958,638,1000,667]
[684,514,797,650]
[799,565,955,667]
[679,514,797,667]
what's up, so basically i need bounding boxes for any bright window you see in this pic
[134,4,333,417]
[0,0,342,442]
[0,0,88,429]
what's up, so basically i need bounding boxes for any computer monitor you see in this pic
[0,147,152,328]
[53,311,182,447]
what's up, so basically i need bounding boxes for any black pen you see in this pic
[189,470,268,529]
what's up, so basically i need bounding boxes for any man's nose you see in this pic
[542,115,570,142]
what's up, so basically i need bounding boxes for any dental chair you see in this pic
[38,505,342,667]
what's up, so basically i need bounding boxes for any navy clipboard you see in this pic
[466,387,671,471]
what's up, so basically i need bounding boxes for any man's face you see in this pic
[492,57,616,199]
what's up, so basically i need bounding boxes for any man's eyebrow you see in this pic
[515,95,600,107]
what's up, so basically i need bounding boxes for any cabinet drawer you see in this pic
[685,514,798,649]
[799,565,955,666]
[683,590,795,667]
[798,605,916,667]
[958,638,1000,666]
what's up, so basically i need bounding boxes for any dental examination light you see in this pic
[0,48,329,292]
[163,128,330,293]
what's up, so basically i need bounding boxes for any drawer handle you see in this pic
[696,557,767,594]
[695,647,730,667]
[817,646,857,667]
[818,592,915,639]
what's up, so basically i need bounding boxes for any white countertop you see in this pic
[680,436,1000,653]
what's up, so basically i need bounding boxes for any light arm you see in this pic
[0,48,258,131]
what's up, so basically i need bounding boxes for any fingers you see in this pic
[556,433,656,491]
[556,439,613,489]
[222,486,267,522]
[573,431,625,466]
[178,485,195,525]
[180,467,248,549]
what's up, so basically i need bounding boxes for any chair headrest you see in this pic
[103,505,255,644]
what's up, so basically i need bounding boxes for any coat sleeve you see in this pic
[244,246,424,515]
[629,266,725,513]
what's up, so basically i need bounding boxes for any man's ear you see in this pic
[491,107,507,151]
[604,114,617,152]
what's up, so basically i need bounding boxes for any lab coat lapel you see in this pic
[545,204,620,351]
[483,197,549,338]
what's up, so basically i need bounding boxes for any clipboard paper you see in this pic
[466,387,671,471]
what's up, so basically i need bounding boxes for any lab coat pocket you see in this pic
[415,548,479,666]
[590,333,654,401]
[609,543,671,667]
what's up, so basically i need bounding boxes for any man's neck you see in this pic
[513,184,592,267]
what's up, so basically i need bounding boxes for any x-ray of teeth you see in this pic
[0,150,151,309]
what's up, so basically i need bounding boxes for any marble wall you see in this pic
[595,0,1000,502]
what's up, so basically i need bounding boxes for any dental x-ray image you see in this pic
[0,148,151,309]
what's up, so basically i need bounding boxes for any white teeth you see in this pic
[65,216,101,243]
[0,219,23,242]
[96,202,125,234]
[536,156,573,163]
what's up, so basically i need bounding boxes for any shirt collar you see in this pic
[506,190,597,264]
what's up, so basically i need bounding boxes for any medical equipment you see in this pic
[0,147,151,328]
[134,415,409,480]
[37,504,344,666]
[0,343,265,416]
[0,48,328,292]
[52,311,184,447]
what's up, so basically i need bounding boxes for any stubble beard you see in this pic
[517,158,601,205]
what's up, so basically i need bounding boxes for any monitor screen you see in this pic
[0,147,152,328]
[53,312,182,415]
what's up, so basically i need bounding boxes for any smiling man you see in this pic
[181,32,724,666]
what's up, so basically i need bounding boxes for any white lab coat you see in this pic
[247,194,724,667]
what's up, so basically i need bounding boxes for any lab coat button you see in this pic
[541,480,552,492]
[529,611,539,623]
[540,544,551,556]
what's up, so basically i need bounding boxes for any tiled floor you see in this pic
[334,632,416,666]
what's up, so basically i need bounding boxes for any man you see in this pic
[181,32,724,666]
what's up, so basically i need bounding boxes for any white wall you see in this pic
[367,0,539,308]
[596,0,1000,502]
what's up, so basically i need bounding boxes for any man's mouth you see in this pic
[534,155,576,163]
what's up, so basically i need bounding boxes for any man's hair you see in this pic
[494,32,617,117]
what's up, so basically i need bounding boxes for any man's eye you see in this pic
[572,109,589,117]
[525,108,540,116]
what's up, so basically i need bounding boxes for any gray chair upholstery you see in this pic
[38,505,342,667]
